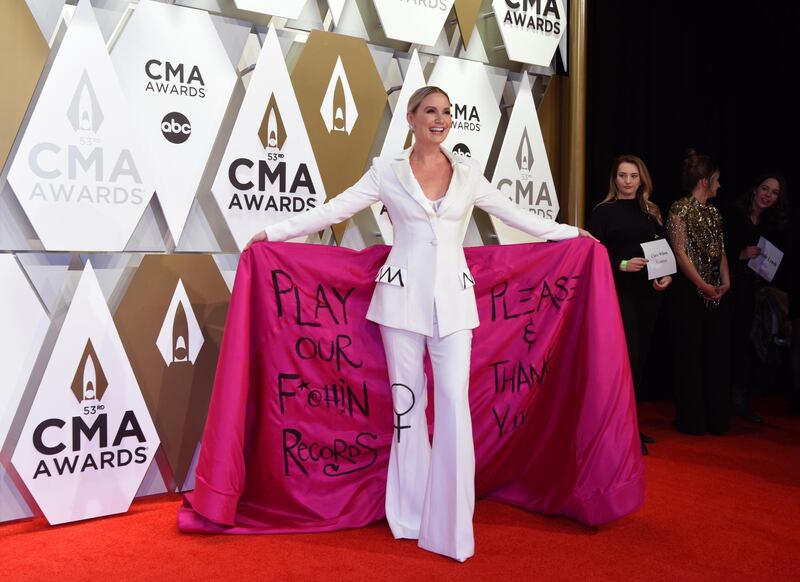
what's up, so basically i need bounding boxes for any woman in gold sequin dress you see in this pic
[666,149,731,435]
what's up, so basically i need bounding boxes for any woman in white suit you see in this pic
[246,86,593,561]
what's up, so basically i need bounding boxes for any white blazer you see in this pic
[265,147,579,337]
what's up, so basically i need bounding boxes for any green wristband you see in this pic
[620,260,628,272]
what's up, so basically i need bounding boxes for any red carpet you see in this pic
[2,399,799,581]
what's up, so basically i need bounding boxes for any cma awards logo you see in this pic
[27,69,145,206]
[503,0,562,34]
[320,57,358,134]
[516,128,534,173]
[144,59,206,98]
[227,93,318,213]
[498,128,555,218]
[30,338,149,479]
[155,280,204,367]
[451,103,481,131]
[70,339,108,404]
[67,71,104,134]
[258,94,287,151]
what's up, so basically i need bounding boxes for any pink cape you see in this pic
[179,238,644,533]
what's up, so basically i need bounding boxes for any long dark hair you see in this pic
[681,148,719,193]
[735,173,789,228]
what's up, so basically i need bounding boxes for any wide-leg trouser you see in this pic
[379,324,475,562]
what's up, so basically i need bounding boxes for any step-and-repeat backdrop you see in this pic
[0,0,567,524]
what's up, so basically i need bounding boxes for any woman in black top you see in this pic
[791,208,800,415]
[589,155,672,454]
[725,174,789,422]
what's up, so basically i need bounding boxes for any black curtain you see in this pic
[587,1,798,214]
[586,2,799,399]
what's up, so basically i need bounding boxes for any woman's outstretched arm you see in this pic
[245,164,381,249]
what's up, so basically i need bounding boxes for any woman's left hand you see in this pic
[578,228,598,241]
[652,276,672,291]
[715,283,730,298]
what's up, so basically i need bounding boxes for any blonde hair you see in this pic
[406,86,450,114]
[599,154,662,224]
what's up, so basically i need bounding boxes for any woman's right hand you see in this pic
[739,246,761,260]
[244,230,268,251]
[698,282,720,301]
[620,257,648,272]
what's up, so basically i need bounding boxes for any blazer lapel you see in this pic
[391,148,431,213]
[390,145,473,216]
[437,146,470,216]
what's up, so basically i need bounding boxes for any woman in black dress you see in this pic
[725,174,789,422]
[589,155,672,454]
[791,209,800,415]
[667,149,731,435]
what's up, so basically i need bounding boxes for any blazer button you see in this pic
[430,239,438,246]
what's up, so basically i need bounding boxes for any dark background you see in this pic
[586,1,798,213]
[585,2,798,398]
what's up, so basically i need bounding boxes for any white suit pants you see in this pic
[380,324,475,562]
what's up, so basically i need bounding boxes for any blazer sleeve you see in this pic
[473,172,579,241]
[265,163,381,242]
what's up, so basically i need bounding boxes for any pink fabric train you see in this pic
[179,238,645,533]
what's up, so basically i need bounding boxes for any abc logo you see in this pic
[161,112,191,144]
[452,143,471,157]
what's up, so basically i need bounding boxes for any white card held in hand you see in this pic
[640,239,677,280]
[747,236,783,282]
